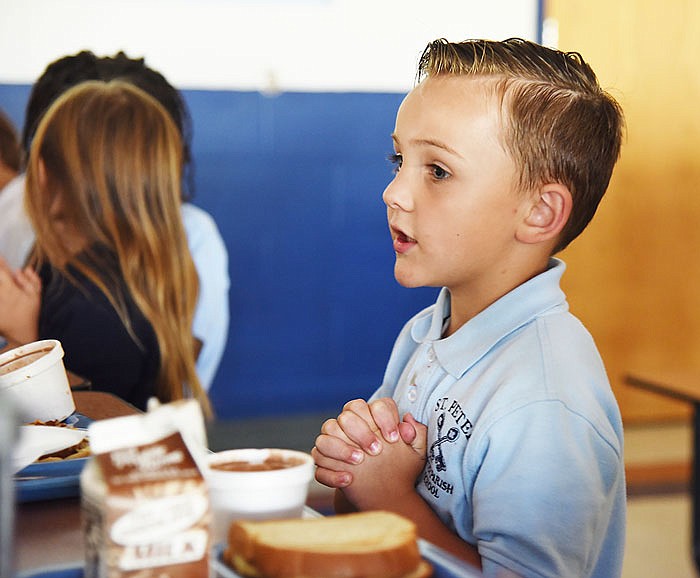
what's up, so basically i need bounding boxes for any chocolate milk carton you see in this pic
[81,399,210,577]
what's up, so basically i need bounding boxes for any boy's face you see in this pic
[383,75,531,297]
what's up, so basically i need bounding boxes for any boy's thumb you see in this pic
[402,412,428,455]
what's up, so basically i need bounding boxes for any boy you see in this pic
[312,38,625,578]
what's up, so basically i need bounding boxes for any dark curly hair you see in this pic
[22,50,195,200]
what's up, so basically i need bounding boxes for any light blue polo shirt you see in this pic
[372,258,625,578]
[182,203,230,390]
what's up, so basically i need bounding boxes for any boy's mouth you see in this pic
[391,226,417,254]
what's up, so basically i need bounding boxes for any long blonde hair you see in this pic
[25,80,211,416]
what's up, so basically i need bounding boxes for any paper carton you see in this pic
[81,399,210,578]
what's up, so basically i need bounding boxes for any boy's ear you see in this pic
[516,183,572,245]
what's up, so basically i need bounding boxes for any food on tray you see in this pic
[26,419,68,427]
[224,510,433,578]
[0,346,51,374]
[26,419,91,461]
[210,453,305,472]
[37,437,90,461]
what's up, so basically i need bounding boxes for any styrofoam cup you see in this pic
[0,339,75,423]
[205,448,315,544]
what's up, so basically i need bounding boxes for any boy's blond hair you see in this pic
[418,38,624,253]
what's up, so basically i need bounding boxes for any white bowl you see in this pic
[0,339,74,423]
[205,448,315,543]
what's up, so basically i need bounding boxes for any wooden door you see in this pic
[546,0,700,422]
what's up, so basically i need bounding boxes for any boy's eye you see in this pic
[388,153,403,173]
[431,164,450,180]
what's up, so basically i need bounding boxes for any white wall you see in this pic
[0,0,539,92]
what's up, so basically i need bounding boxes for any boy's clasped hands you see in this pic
[312,398,428,512]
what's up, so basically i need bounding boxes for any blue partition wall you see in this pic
[0,85,439,419]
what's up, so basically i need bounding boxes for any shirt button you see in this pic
[428,348,436,362]
[407,387,418,402]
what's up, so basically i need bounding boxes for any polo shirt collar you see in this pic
[410,258,568,378]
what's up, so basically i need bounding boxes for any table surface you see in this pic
[72,390,140,420]
[625,368,700,404]
[16,497,83,574]
[626,367,700,575]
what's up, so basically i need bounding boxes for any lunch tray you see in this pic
[18,540,482,578]
[19,541,483,578]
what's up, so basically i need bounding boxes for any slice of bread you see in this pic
[223,510,433,578]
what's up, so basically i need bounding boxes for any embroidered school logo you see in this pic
[429,413,459,472]
[421,398,473,500]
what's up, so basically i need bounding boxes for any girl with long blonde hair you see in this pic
[0,80,210,415]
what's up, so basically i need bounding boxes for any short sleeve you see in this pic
[469,400,624,578]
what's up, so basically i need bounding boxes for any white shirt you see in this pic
[0,174,34,269]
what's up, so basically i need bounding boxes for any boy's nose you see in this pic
[382,175,413,211]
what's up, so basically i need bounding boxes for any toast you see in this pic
[223,510,432,578]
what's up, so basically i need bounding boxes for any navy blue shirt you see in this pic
[38,250,160,411]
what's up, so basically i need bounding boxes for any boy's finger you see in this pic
[313,466,352,489]
[313,432,364,465]
[342,399,377,428]
[397,421,417,445]
[403,413,428,453]
[310,446,353,488]
[323,411,381,456]
[368,397,401,444]
[320,418,353,443]
[336,409,383,456]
